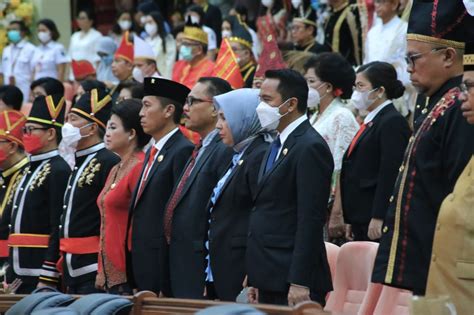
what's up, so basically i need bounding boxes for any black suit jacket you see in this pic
[169,132,232,298]
[126,130,193,295]
[209,136,269,301]
[247,120,334,295]
[340,104,411,225]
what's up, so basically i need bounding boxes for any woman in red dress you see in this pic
[96,98,150,294]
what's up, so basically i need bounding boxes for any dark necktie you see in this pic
[163,142,202,244]
[264,136,281,174]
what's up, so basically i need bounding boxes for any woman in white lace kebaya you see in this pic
[304,53,359,242]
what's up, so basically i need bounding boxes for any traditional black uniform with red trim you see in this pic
[6,96,70,293]
[59,89,119,291]
[372,1,474,294]
[0,159,29,262]
[0,111,29,265]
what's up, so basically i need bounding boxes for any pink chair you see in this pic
[325,242,340,282]
[372,285,412,315]
[324,241,381,315]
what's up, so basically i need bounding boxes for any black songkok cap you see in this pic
[143,77,190,105]
[72,88,112,130]
[464,42,474,71]
[407,0,474,50]
[28,94,66,127]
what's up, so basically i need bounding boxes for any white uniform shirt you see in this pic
[1,39,36,101]
[31,41,70,80]
[364,16,409,85]
[68,28,103,80]
[145,34,176,79]
[203,25,217,51]
[68,28,103,64]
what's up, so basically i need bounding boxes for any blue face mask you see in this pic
[310,0,319,10]
[179,45,193,61]
[7,30,21,44]
[101,55,114,66]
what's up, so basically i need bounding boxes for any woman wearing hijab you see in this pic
[96,37,119,86]
[204,88,271,301]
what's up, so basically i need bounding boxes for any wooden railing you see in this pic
[0,291,331,314]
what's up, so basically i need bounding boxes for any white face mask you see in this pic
[307,87,320,109]
[132,67,144,83]
[38,31,51,44]
[292,0,302,9]
[464,0,474,15]
[262,0,274,8]
[350,88,378,110]
[61,122,92,150]
[256,99,290,131]
[222,30,232,38]
[118,20,132,31]
[190,15,200,24]
[144,23,158,36]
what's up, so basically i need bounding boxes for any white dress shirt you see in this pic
[1,39,36,101]
[145,34,176,79]
[276,115,307,160]
[31,41,70,80]
[364,100,392,124]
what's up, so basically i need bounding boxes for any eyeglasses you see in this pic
[185,96,213,107]
[22,126,49,135]
[0,140,10,144]
[460,81,474,94]
[405,47,447,69]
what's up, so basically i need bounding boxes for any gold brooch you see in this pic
[157,155,164,162]
[29,164,51,192]
[78,158,101,188]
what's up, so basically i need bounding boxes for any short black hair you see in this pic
[111,98,151,149]
[80,79,107,93]
[304,52,355,99]
[233,4,248,21]
[117,80,141,95]
[77,7,96,21]
[264,69,308,113]
[10,20,29,34]
[186,4,205,26]
[37,18,60,41]
[0,85,23,110]
[131,84,144,99]
[357,61,405,100]
[198,77,232,98]
[30,77,64,95]
[112,10,136,36]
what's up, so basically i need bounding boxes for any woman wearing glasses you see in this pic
[303,53,360,242]
[341,61,411,241]
[95,99,150,294]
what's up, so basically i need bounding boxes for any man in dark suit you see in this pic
[126,77,194,296]
[166,77,232,298]
[247,69,334,306]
